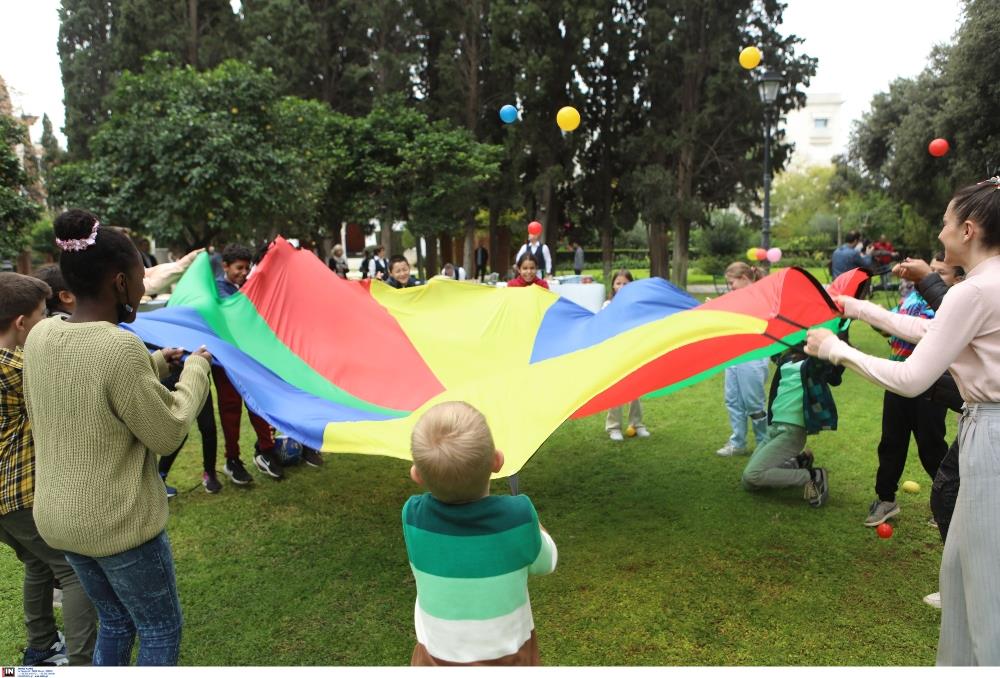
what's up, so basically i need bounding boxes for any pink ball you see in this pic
[766,247,782,263]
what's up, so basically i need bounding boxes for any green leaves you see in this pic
[851,0,1000,239]
[0,117,42,259]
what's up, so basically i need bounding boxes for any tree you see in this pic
[340,96,502,275]
[628,0,815,285]
[850,0,1000,244]
[49,56,341,249]
[573,0,643,283]
[0,115,42,259]
[39,114,65,180]
[59,0,242,159]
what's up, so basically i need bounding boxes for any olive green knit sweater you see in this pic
[23,317,210,557]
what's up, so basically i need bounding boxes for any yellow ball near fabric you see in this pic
[739,46,762,70]
[901,480,921,494]
[556,106,581,132]
[625,425,637,437]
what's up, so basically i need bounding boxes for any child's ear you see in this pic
[492,449,505,473]
[58,290,76,305]
[409,464,422,486]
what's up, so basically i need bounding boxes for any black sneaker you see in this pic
[22,631,67,666]
[806,468,829,508]
[202,471,223,494]
[254,449,284,479]
[224,458,253,485]
[301,447,324,467]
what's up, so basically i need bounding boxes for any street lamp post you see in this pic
[757,69,782,260]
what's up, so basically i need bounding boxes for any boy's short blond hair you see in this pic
[411,401,496,503]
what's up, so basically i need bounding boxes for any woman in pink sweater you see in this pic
[805,177,1000,666]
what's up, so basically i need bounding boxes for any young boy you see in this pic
[863,256,953,528]
[386,254,422,289]
[0,273,96,665]
[32,264,76,318]
[214,244,283,482]
[403,402,557,665]
[740,343,845,508]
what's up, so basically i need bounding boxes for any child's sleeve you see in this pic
[842,297,929,343]
[528,528,558,575]
[108,334,211,456]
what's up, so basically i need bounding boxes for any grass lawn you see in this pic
[0,321,949,666]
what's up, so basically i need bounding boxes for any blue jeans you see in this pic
[724,359,769,449]
[64,531,182,666]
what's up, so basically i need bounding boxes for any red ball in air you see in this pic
[928,138,950,157]
[527,221,543,236]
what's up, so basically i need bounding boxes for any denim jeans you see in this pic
[724,359,769,449]
[64,530,182,666]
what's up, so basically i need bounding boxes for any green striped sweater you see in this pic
[402,492,557,663]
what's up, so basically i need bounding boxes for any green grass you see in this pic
[0,322,948,665]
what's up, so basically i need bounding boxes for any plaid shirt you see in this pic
[888,291,934,361]
[0,347,34,515]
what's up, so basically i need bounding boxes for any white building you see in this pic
[781,92,846,168]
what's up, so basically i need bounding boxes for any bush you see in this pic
[694,211,752,259]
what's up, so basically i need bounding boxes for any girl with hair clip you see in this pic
[806,177,1000,665]
[715,262,770,456]
[22,209,213,666]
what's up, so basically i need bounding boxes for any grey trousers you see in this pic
[741,423,810,491]
[0,508,97,665]
[937,403,1000,666]
[606,399,643,432]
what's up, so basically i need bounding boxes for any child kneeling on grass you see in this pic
[740,342,845,508]
[402,401,557,666]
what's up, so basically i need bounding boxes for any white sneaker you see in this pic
[923,591,941,609]
[609,429,624,441]
[634,426,651,438]
[716,443,749,457]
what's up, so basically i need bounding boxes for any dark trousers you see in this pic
[0,509,97,664]
[212,366,274,459]
[931,438,961,543]
[158,390,217,477]
[875,390,949,502]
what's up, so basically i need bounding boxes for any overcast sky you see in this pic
[0,0,964,151]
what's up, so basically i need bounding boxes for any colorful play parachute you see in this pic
[128,239,866,476]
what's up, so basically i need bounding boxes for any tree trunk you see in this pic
[380,216,393,255]
[538,178,553,241]
[186,0,199,68]
[488,203,500,278]
[497,224,511,280]
[462,214,476,275]
[649,221,670,279]
[425,232,438,279]
[670,145,695,287]
[439,231,453,269]
[415,234,426,280]
[600,220,613,286]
